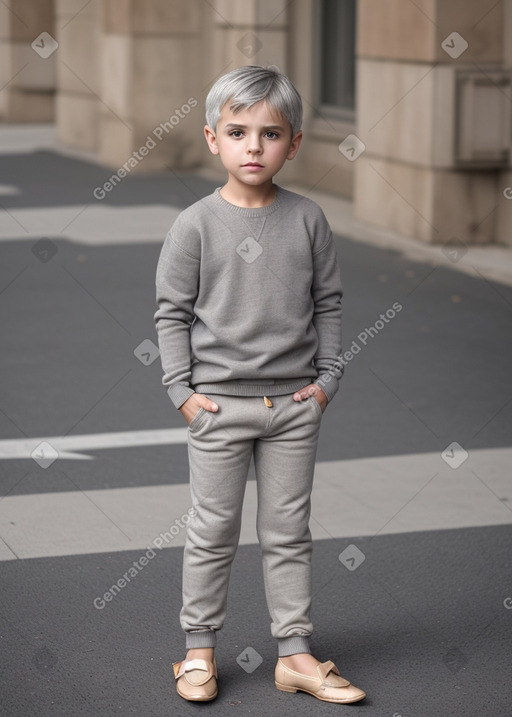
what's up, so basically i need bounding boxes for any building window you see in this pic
[317,0,356,120]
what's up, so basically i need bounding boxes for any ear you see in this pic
[286,130,303,160]
[204,125,219,155]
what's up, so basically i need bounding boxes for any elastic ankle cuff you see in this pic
[185,629,217,649]
[277,635,311,657]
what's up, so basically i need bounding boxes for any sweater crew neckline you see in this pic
[212,184,283,217]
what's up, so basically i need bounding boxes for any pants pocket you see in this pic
[308,395,323,419]
[188,407,207,431]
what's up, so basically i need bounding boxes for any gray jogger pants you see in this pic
[180,391,323,657]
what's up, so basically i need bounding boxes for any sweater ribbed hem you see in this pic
[185,629,217,649]
[193,377,313,397]
[277,635,312,657]
[168,374,341,408]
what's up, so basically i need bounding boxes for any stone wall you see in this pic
[354,0,511,245]
[0,0,56,122]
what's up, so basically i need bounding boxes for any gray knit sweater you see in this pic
[154,183,343,410]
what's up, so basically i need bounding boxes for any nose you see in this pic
[247,133,262,154]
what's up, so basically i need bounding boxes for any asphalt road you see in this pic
[0,145,511,716]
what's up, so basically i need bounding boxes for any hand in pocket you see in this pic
[179,393,219,425]
[292,384,328,413]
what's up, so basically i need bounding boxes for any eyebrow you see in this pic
[223,123,285,131]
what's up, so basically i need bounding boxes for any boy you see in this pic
[154,65,365,704]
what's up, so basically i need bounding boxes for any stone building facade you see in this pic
[1,0,511,246]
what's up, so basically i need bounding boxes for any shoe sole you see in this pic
[275,680,366,704]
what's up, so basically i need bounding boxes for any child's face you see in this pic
[204,99,302,188]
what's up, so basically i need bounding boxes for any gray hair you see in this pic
[205,65,303,138]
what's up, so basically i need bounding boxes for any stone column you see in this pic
[0,0,56,122]
[97,0,203,171]
[354,0,507,245]
[497,0,512,247]
[55,0,101,151]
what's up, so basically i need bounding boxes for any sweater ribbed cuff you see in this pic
[314,372,341,403]
[167,383,195,410]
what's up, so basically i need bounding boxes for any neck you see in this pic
[220,179,277,208]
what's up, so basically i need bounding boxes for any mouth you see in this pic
[243,163,263,167]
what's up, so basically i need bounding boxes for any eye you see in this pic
[264,131,279,139]
[229,130,243,138]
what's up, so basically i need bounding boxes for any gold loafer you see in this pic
[275,658,366,704]
[172,657,218,701]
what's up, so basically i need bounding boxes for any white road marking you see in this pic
[0,205,179,244]
[0,447,510,561]
[0,428,189,460]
